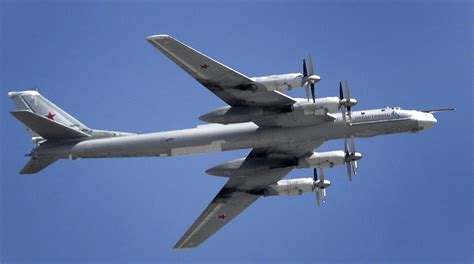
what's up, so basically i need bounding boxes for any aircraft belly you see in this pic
[351,119,417,138]
[47,123,259,158]
[170,140,225,156]
[38,122,328,159]
[36,117,418,159]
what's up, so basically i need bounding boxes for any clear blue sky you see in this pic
[1,1,472,263]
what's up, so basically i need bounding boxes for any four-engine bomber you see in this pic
[8,34,453,249]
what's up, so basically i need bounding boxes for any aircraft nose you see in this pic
[418,113,437,130]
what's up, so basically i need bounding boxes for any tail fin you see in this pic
[8,90,90,140]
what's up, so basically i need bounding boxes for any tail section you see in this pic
[9,90,92,174]
[8,90,90,140]
[20,157,57,175]
[9,90,135,174]
[10,110,90,140]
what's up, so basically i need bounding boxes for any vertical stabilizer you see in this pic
[8,91,90,139]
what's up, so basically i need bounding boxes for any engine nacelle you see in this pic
[206,156,296,177]
[251,73,303,92]
[199,105,292,124]
[268,178,315,196]
[199,97,340,125]
[264,177,331,197]
[291,97,341,115]
[299,151,346,169]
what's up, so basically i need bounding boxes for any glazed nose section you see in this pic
[418,113,437,130]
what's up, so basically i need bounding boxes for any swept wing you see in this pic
[174,141,323,248]
[147,35,295,107]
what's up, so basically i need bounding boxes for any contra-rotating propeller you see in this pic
[302,55,321,103]
[313,168,330,206]
[343,137,362,181]
[338,80,357,125]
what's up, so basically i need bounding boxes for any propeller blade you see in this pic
[305,84,310,102]
[315,190,321,206]
[345,80,351,102]
[345,80,353,124]
[322,188,327,204]
[350,137,356,154]
[339,81,344,101]
[344,138,349,154]
[313,168,318,181]
[303,59,308,77]
[342,107,347,124]
[311,83,315,103]
[307,54,314,76]
[346,162,352,181]
[352,160,358,175]
[319,168,325,181]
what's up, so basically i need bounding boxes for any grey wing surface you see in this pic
[250,140,324,158]
[146,35,295,107]
[174,168,292,249]
[173,141,323,249]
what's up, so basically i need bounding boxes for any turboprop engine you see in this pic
[199,97,341,125]
[251,56,321,100]
[299,137,363,182]
[299,151,347,169]
[299,142,361,167]
[263,168,331,206]
[251,73,305,92]
[291,97,341,117]
[266,177,329,196]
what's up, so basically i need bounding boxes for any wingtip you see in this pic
[146,34,171,41]
[172,246,191,250]
[172,245,196,250]
[173,240,198,250]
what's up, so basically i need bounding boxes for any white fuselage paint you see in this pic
[33,108,436,159]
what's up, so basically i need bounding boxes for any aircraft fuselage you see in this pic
[33,107,436,160]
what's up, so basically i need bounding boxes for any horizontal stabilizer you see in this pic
[20,157,57,174]
[11,110,90,140]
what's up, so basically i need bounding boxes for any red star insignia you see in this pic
[46,112,56,120]
[218,214,226,219]
[200,63,209,70]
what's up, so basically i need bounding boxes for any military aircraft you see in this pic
[8,34,453,249]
